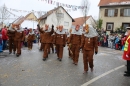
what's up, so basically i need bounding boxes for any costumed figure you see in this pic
[81,24,98,73]
[7,24,16,54]
[27,28,35,50]
[53,25,67,61]
[68,25,82,65]
[37,24,54,61]
[123,27,130,77]
[13,24,25,57]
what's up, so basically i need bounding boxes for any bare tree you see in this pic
[81,0,90,26]
[0,4,10,27]
[37,11,43,18]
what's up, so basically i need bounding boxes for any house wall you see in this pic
[39,19,46,28]
[99,5,130,31]
[83,17,97,28]
[45,7,72,32]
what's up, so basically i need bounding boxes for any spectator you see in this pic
[1,26,8,50]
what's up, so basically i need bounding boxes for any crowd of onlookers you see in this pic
[0,26,39,52]
[98,33,127,51]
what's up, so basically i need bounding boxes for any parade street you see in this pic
[0,44,130,86]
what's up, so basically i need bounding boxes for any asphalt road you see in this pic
[0,44,129,86]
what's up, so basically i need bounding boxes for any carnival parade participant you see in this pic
[81,24,98,73]
[68,25,82,65]
[27,28,35,50]
[7,24,16,54]
[53,26,67,61]
[14,25,25,57]
[37,24,54,61]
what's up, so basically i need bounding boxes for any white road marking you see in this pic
[81,65,125,86]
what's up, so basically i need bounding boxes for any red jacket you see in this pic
[1,28,8,40]
[123,35,130,60]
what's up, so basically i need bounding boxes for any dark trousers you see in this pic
[71,44,80,64]
[28,41,33,49]
[127,60,130,74]
[56,44,64,59]
[2,40,7,50]
[9,38,16,53]
[15,41,21,55]
[43,43,50,58]
[83,50,94,71]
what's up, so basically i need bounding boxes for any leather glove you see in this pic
[52,25,54,28]
[95,51,98,55]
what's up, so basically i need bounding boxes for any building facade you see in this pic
[38,6,74,32]
[98,0,130,33]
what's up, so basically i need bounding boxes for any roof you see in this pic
[98,0,130,6]
[24,12,37,21]
[38,6,75,22]
[13,16,25,25]
[72,16,91,26]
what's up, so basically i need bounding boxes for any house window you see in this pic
[122,23,130,29]
[106,23,114,31]
[108,9,115,17]
[64,22,69,26]
[124,9,130,16]
[56,13,64,18]
[105,9,118,17]
[120,8,130,17]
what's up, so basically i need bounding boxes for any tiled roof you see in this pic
[98,0,130,6]
[72,16,91,26]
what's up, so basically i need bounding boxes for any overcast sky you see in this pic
[0,0,100,28]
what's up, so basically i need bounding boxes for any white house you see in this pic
[72,16,97,29]
[37,6,75,32]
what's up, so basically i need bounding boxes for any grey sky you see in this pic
[0,0,100,28]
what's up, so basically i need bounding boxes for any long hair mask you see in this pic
[45,24,49,31]
[9,24,15,31]
[75,25,80,31]
[29,28,34,35]
[84,25,98,38]
[43,24,51,32]
[59,26,63,32]
[56,26,66,34]
[71,25,82,35]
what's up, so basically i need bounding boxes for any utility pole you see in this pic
[32,10,34,29]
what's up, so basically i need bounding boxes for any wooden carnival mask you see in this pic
[56,26,59,30]
[45,24,49,31]
[85,24,89,34]
[12,24,19,30]
[75,25,80,31]
[59,25,63,32]
[29,28,32,33]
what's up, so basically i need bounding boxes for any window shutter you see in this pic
[120,9,124,16]
[105,9,108,17]
[114,9,118,17]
